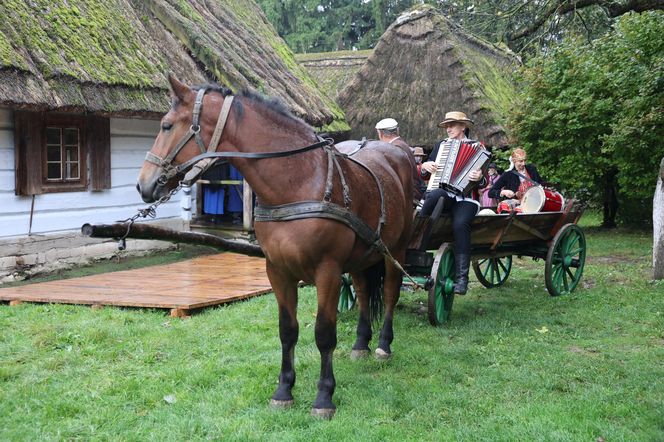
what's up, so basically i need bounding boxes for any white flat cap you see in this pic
[375,118,398,130]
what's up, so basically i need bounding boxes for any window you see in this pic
[43,116,86,191]
[15,111,110,195]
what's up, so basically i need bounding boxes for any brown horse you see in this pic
[137,75,415,419]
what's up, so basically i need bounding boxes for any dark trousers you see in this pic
[420,189,478,256]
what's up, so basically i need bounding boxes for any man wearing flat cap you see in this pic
[376,118,424,200]
[375,118,413,152]
[419,111,488,296]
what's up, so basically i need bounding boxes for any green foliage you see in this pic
[0,219,662,440]
[256,0,419,52]
[255,0,617,57]
[511,11,664,226]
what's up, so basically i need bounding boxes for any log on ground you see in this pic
[81,223,265,257]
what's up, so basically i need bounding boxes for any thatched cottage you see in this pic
[0,0,347,279]
[338,5,519,149]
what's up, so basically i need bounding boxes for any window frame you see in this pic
[40,114,88,193]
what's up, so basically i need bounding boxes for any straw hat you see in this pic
[437,111,473,128]
[413,146,426,157]
[375,118,399,131]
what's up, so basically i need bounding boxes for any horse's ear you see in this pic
[168,73,190,101]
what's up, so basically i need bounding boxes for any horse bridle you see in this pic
[144,87,332,186]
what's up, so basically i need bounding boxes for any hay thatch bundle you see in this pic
[0,0,347,131]
[338,6,518,148]
[296,50,371,101]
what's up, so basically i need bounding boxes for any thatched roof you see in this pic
[338,5,519,148]
[296,50,371,101]
[0,0,348,132]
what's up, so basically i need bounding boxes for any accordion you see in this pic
[426,139,491,195]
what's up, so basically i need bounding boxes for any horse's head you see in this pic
[136,74,229,202]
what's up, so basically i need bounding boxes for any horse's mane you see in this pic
[238,88,314,135]
[193,83,233,97]
[191,83,312,136]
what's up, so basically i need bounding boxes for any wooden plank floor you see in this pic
[0,253,272,317]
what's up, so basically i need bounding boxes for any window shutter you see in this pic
[87,115,111,191]
[14,110,44,196]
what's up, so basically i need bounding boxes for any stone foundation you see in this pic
[0,219,187,284]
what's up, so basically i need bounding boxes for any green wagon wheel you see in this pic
[472,256,513,288]
[428,244,456,326]
[545,224,586,296]
[338,273,357,312]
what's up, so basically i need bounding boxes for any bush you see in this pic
[511,11,664,226]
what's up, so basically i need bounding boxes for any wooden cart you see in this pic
[339,199,586,326]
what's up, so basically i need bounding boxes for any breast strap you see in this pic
[254,201,389,256]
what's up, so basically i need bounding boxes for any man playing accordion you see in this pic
[419,111,488,296]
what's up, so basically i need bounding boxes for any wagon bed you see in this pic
[339,199,587,326]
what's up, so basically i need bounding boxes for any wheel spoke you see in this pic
[562,268,570,292]
[568,247,583,255]
[552,264,564,288]
[565,266,576,282]
[482,261,492,280]
[435,290,444,322]
[565,234,580,255]
[442,254,454,276]
[497,258,508,274]
[491,260,499,284]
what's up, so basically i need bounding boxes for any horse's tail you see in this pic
[364,259,385,324]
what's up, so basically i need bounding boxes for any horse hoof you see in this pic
[350,349,370,360]
[375,348,392,360]
[270,399,294,409]
[311,407,336,420]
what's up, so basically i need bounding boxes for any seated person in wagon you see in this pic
[418,111,487,296]
[488,148,543,211]
[375,117,424,201]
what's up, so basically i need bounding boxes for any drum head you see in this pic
[521,186,545,213]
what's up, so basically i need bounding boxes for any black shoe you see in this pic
[453,277,468,295]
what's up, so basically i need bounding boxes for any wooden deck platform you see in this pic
[0,253,272,317]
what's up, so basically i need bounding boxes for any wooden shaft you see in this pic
[81,223,265,257]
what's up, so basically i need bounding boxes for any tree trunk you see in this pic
[81,223,265,257]
[654,157,664,280]
[602,168,619,228]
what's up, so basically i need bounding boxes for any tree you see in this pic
[510,11,664,227]
[256,0,422,52]
[256,0,664,57]
[654,157,664,279]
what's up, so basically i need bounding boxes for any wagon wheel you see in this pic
[472,256,513,288]
[338,273,356,312]
[428,244,456,326]
[545,223,586,296]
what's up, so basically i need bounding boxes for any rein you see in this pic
[175,137,333,184]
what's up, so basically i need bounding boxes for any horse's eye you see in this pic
[161,122,173,132]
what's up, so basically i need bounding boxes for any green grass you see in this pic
[1,213,662,441]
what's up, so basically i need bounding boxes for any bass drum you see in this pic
[521,186,565,213]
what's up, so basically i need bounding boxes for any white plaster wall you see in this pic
[0,110,189,237]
